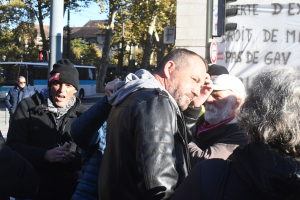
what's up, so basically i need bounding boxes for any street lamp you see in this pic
[2,55,6,62]
[80,54,83,64]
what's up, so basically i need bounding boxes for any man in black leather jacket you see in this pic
[98,49,212,200]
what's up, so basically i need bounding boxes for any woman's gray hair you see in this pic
[237,66,300,155]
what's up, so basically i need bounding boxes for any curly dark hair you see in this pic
[237,66,300,155]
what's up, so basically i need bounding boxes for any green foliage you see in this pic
[0,1,39,62]
[63,38,102,72]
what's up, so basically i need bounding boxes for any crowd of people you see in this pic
[1,48,300,200]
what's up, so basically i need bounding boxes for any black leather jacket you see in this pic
[98,88,200,200]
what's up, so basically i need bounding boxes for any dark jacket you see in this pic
[171,143,300,200]
[98,88,200,200]
[6,92,87,200]
[71,96,112,200]
[0,135,39,200]
[4,84,35,115]
[189,122,248,168]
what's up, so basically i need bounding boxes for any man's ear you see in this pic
[233,97,242,109]
[163,61,176,79]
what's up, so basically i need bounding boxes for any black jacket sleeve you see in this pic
[0,137,39,199]
[182,105,202,142]
[133,95,179,200]
[71,96,112,150]
[6,99,49,168]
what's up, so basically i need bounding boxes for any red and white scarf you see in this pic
[197,116,235,139]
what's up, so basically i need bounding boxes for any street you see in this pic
[0,94,104,138]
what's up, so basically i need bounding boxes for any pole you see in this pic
[49,0,64,75]
[205,0,213,62]
[120,22,124,77]
[5,93,8,125]
[67,8,70,59]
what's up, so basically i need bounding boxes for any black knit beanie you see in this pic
[207,64,229,76]
[48,59,79,90]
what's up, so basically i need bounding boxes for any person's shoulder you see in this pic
[75,99,88,114]
[20,93,41,107]
[196,158,231,184]
[8,86,16,92]
[130,88,169,101]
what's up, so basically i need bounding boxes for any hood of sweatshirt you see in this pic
[108,69,180,112]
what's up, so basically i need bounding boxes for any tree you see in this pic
[120,0,176,69]
[96,0,126,92]
[0,0,38,62]
[24,0,94,51]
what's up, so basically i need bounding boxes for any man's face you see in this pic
[167,56,207,111]
[18,77,26,89]
[50,81,77,107]
[204,90,237,125]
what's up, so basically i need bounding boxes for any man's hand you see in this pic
[105,78,120,97]
[191,73,213,107]
[44,142,75,164]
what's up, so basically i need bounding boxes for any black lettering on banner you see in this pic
[225,51,232,63]
[263,29,271,42]
[253,4,258,15]
[288,3,295,16]
[233,4,260,15]
[246,52,253,63]
[263,29,278,42]
[237,51,243,62]
[235,30,240,41]
[287,30,295,43]
[272,3,282,15]
[273,52,281,64]
[227,31,234,42]
[225,51,243,63]
[265,52,273,65]
[246,51,259,64]
[282,52,291,64]
[246,29,252,41]
[264,52,291,65]
[253,51,259,64]
[242,29,244,41]
[240,5,246,15]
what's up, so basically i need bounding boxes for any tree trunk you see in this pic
[153,29,166,65]
[141,3,158,70]
[96,4,117,93]
[37,0,48,50]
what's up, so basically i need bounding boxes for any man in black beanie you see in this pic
[6,59,87,200]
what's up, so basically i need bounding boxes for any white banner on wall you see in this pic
[214,3,300,80]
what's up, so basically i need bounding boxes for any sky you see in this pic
[40,1,108,27]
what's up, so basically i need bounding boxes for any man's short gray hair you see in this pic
[237,66,300,155]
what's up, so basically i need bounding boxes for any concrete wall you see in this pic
[176,0,299,58]
[176,0,208,57]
